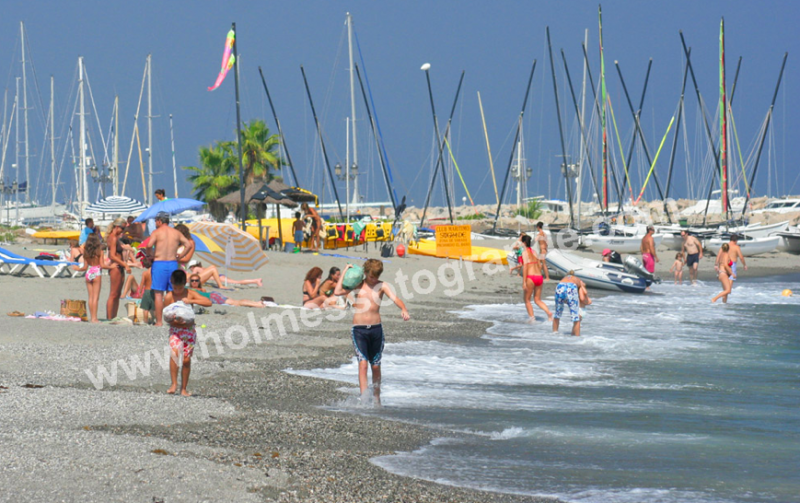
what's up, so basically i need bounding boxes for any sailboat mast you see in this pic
[719,18,728,216]
[347,13,359,209]
[147,54,153,205]
[114,95,119,196]
[20,22,30,204]
[170,114,177,198]
[599,6,608,212]
[15,78,20,222]
[50,76,56,207]
[79,58,87,215]
[578,28,588,230]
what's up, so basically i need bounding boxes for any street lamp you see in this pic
[90,163,113,199]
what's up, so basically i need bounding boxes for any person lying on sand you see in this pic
[186,261,262,289]
[188,274,270,308]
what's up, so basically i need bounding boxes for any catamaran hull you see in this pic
[583,234,663,253]
[776,232,800,254]
[704,236,781,256]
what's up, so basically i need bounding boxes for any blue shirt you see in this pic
[79,226,96,245]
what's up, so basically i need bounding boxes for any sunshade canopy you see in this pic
[188,221,268,272]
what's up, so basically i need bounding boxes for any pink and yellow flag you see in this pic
[208,29,236,91]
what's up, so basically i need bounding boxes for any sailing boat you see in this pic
[0,22,67,226]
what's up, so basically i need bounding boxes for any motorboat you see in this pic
[546,249,654,294]
[751,198,800,215]
[703,235,781,256]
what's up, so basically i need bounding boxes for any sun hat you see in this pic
[602,248,612,256]
[187,259,201,268]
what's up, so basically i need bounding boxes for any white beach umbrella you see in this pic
[85,195,148,215]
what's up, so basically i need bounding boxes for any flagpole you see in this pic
[232,22,246,231]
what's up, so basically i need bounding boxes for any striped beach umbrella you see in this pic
[86,195,148,215]
[188,221,268,271]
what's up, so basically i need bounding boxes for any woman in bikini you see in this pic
[521,234,553,322]
[77,234,113,323]
[304,266,343,309]
[712,243,734,304]
[106,218,131,320]
[188,274,268,308]
[302,266,323,308]
[174,224,196,267]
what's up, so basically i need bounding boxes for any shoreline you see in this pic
[1,243,798,501]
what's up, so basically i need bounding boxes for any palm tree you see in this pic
[184,143,238,221]
[229,119,281,185]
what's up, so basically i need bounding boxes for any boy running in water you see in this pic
[335,260,410,406]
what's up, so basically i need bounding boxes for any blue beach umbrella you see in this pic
[133,198,205,223]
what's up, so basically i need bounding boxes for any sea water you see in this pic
[291,274,800,503]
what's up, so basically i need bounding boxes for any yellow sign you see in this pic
[435,225,472,258]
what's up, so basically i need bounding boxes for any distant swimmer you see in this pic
[712,243,733,303]
[725,235,747,280]
[520,234,553,322]
[553,270,582,336]
[681,230,703,285]
[640,225,659,276]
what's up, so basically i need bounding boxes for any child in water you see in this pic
[334,259,410,407]
[670,252,685,285]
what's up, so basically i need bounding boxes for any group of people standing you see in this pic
[512,223,590,336]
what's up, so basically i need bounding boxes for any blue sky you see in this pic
[1,0,796,209]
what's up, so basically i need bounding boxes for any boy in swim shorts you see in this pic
[334,259,410,406]
[553,271,582,336]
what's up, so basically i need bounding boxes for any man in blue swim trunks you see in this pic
[145,212,192,326]
[334,259,410,406]
[553,271,582,336]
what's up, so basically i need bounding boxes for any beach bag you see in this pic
[162,301,195,326]
[60,299,88,321]
[342,265,365,290]
[381,243,394,258]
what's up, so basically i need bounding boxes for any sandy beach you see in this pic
[1,240,797,502]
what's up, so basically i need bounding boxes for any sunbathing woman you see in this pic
[302,266,323,308]
[304,266,343,309]
[187,261,262,289]
[76,234,113,323]
[188,274,268,308]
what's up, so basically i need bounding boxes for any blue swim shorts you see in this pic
[151,260,178,292]
[554,282,580,323]
[352,324,385,366]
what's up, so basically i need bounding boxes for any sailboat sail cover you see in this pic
[208,29,236,91]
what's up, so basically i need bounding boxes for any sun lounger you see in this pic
[0,247,78,279]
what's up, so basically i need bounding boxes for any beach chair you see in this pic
[0,247,77,279]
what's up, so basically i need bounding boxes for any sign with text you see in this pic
[435,225,472,258]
